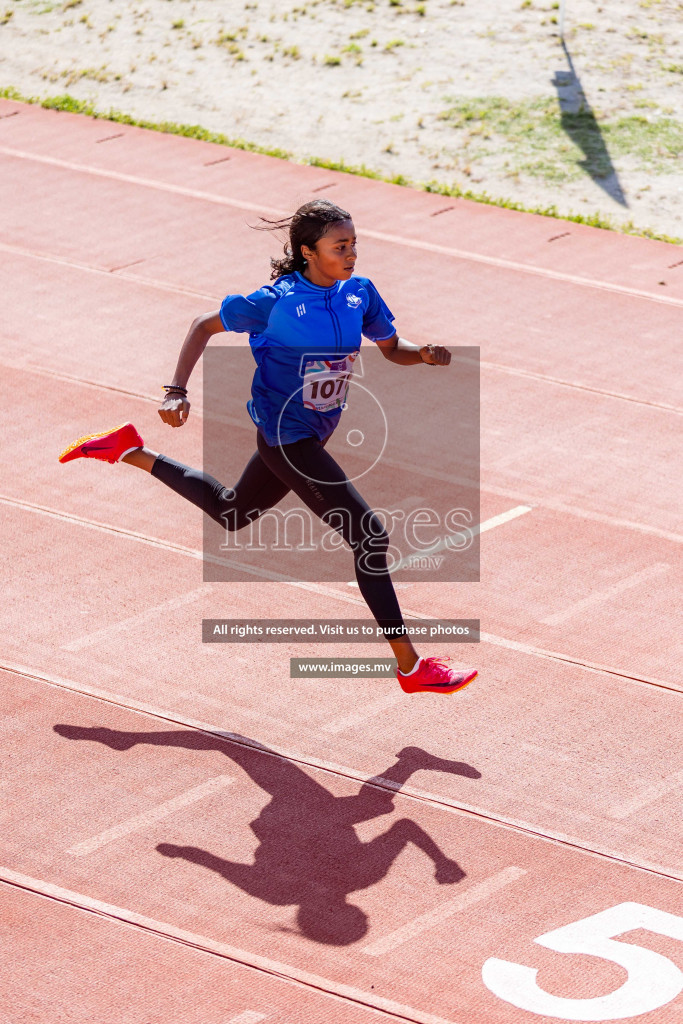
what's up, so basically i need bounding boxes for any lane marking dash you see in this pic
[3,144,683,307]
[4,659,683,880]
[348,505,533,583]
[68,775,234,856]
[63,585,213,652]
[610,769,683,820]
[0,865,460,1024]
[0,496,679,692]
[541,563,670,626]
[361,867,527,956]
[323,692,404,735]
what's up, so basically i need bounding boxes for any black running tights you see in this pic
[150,431,407,637]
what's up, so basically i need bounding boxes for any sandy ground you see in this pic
[2,0,682,238]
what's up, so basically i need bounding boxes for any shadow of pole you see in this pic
[553,41,628,207]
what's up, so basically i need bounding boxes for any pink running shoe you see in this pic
[59,423,144,465]
[397,656,477,695]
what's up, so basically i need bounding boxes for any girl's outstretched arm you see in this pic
[159,310,225,428]
[375,332,451,367]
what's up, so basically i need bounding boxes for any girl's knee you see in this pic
[218,487,242,532]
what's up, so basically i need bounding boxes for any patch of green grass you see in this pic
[23,0,59,11]
[342,41,363,63]
[59,65,114,85]
[215,29,247,59]
[323,54,342,65]
[606,112,683,166]
[437,94,683,178]
[0,89,292,159]
[216,26,248,43]
[421,178,681,243]
[1,86,680,245]
[308,154,383,178]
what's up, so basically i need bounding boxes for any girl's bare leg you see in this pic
[121,446,158,472]
[388,633,420,674]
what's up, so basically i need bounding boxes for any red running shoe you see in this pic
[397,656,477,695]
[58,423,144,465]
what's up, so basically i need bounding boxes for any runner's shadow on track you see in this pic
[54,725,480,945]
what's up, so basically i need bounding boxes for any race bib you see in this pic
[301,351,359,412]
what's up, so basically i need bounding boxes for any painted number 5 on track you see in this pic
[482,902,683,1020]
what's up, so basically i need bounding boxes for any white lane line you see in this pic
[323,692,404,735]
[391,504,533,573]
[0,146,283,213]
[2,145,683,308]
[0,496,679,691]
[347,505,533,583]
[473,629,678,691]
[362,225,683,310]
[228,1014,267,1024]
[361,867,527,956]
[6,658,683,881]
[4,275,680,418]
[0,866,460,1024]
[610,769,683,820]
[541,563,670,626]
[478,358,683,416]
[366,469,683,547]
[0,494,301,584]
[476,505,533,535]
[0,239,216,302]
[68,775,234,856]
[63,585,213,652]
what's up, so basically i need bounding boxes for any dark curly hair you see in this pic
[256,199,352,280]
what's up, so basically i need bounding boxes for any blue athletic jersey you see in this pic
[219,272,396,445]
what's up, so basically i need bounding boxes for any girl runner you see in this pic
[59,199,477,695]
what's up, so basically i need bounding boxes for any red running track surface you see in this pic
[1,99,682,1024]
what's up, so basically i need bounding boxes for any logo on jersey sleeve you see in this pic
[346,294,362,308]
